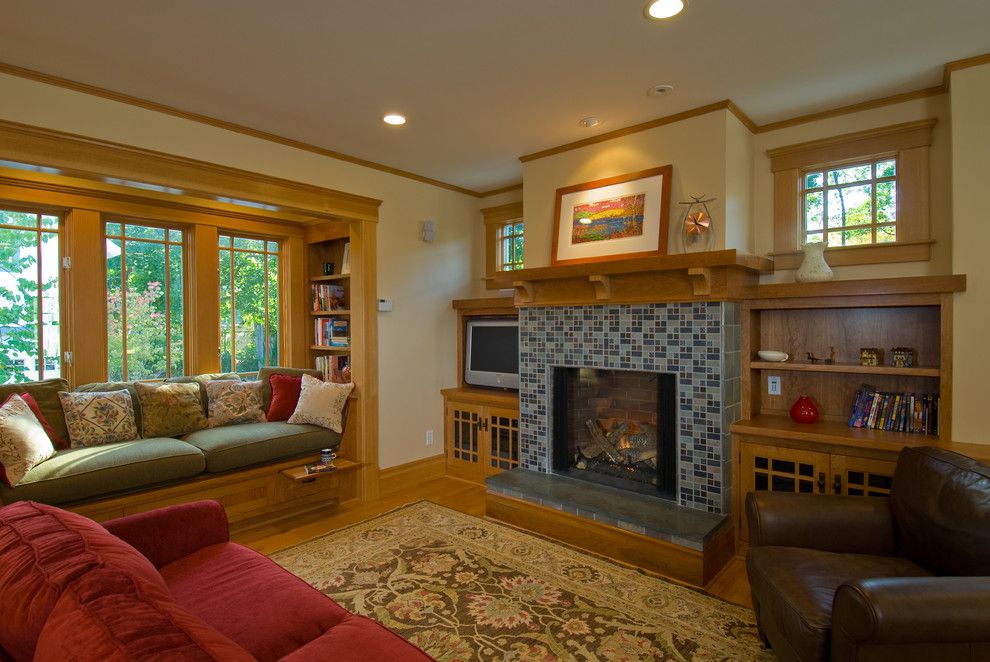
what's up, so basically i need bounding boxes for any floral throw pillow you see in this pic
[59,390,139,448]
[135,381,207,438]
[0,394,56,486]
[287,374,353,433]
[206,380,266,428]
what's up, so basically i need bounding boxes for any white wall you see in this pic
[950,62,990,444]
[0,72,485,469]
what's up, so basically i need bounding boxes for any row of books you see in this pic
[311,284,346,312]
[314,318,349,347]
[316,354,350,383]
[848,385,938,435]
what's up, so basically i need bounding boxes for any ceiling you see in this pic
[2,1,988,194]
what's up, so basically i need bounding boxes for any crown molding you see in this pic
[0,62,483,198]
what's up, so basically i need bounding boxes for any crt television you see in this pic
[464,318,519,389]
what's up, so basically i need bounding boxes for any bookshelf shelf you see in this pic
[310,345,350,353]
[311,274,350,282]
[732,415,938,452]
[750,361,939,377]
[311,310,351,316]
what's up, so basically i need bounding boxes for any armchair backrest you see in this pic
[890,446,990,575]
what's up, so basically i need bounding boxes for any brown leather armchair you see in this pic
[746,446,990,661]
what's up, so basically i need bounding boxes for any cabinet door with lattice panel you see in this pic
[485,405,520,476]
[445,402,483,480]
[738,442,829,542]
[830,454,896,497]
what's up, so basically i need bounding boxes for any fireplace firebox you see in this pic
[551,367,677,499]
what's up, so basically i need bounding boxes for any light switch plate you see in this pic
[768,375,781,396]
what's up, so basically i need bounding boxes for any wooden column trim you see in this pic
[186,225,220,374]
[63,209,107,386]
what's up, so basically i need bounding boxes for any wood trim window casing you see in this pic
[768,119,935,269]
[481,201,523,289]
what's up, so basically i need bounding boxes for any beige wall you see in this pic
[0,72,484,469]
[724,113,754,253]
[950,62,990,444]
[521,111,732,267]
[753,94,952,283]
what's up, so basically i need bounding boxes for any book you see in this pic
[311,284,346,312]
[304,462,337,475]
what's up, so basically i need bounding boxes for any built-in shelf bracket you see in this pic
[513,280,534,304]
[588,274,611,301]
[687,267,712,296]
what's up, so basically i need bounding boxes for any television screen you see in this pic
[465,319,519,389]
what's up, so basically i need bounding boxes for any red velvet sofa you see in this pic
[0,499,433,661]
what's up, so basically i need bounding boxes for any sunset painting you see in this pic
[571,193,646,244]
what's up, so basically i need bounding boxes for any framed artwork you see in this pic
[551,165,672,266]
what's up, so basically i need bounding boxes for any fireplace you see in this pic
[518,302,741,514]
[552,367,677,499]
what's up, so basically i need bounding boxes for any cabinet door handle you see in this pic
[478,419,489,432]
[834,474,843,494]
[817,471,826,494]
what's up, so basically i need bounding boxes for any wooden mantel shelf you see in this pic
[490,250,773,307]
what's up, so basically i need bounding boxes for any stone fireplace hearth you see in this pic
[518,302,740,514]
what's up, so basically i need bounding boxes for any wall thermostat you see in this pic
[377,297,394,312]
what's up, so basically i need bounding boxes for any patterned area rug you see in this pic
[271,501,771,661]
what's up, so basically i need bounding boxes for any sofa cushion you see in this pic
[135,381,207,438]
[279,615,435,662]
[288,374,353,433]
[0,394,56,487]
[73,381,144,431]
[35,568,254,662]
[891,446,990,576]
[165,372,242,415]
[0,501,167,661]
[0,378,70,445]
[182,422,338,473]
[0,438,205,506]
[267,373,303,422]
[60,389,139,447]
[258,367,321,411]
[206,380,265,427]
[161,541,350,661]
[747,546,930,662]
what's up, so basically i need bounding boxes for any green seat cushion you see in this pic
[0,439,205,506]
[182,422,340,473]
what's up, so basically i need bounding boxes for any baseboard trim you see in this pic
[378,455,446,497]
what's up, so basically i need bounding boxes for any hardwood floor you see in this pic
[232,475,752,608]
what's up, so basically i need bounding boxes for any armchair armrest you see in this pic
[832,577,990,657]
[746,492,896,555]
[102,500,229,568]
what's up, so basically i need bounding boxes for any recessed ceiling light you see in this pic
[579,116,601,128]
[647,84,674,97]
[644,0,684,19]
[383,114,406,126]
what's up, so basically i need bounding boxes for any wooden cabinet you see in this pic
[442,388,519,482]
[732,276,966,548]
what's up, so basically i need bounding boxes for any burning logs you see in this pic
[579,418,658,467]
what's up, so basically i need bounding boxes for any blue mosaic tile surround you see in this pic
[519,302,740,514]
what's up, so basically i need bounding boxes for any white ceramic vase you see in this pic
[795,242,834,282]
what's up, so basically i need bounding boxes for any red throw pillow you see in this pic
[267,374,303,421]
[19,392,69,450]
[0,501,168,661]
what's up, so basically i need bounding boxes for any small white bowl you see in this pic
[758,350,789,362]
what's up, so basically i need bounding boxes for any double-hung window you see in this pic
[0,207,61,384]
[106,221,185,380]
[802,158,896,247]
[219,234,279,374]
[482,202,524,287]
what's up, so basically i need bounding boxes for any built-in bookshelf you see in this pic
[308,236,351,383]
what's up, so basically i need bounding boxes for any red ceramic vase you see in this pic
[789,395,820,424]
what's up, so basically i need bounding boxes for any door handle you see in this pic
[834,474,842,494]
[817,471,826,494]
